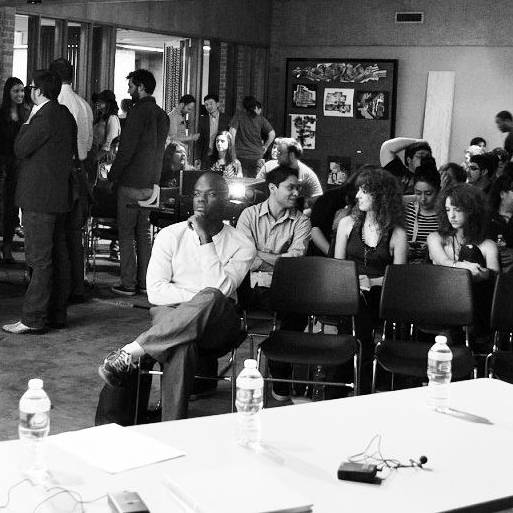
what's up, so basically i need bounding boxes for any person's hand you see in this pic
[192,133,200,142]
[187,213,211,244]
[460,260,488,279]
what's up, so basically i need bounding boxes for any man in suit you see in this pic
[2,70,76,334]
[197,93,229,168]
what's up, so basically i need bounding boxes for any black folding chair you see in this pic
[372,264,476,392]
[485,272,513,381]
[256,257,361,402]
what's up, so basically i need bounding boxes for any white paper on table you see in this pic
[49,423,186,473]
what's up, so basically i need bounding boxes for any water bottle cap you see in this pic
[243,359,257,369]
[28,378,43,389]
[435,335,448,344]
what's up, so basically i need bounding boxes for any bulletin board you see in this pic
[285,58,398,187]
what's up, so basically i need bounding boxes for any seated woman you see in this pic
[335,168,407,392]
[428,184,499,344]
[488,173,513,272]
[160,141,193,188]
[405,161,440,263]
[210,130,242,178]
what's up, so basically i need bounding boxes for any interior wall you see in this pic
[17,0,272,47]
[269,0,513,163]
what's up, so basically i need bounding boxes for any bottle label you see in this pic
[20,411,49,430]
[428,359,451,373]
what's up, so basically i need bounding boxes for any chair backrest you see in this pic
[269,257,359,317]
[380,264,473,327]
[491,272,513,332]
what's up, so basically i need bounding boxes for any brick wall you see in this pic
[0,7,15,89]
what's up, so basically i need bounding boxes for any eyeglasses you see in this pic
[28,85,37,89]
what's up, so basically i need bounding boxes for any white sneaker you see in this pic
[2,321,41,334]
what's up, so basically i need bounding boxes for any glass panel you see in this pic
[40,18,56,70]
[67,22,81,87]
[13,14,29,84]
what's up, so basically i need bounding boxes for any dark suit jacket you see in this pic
[109,96,170,189]
[15,100,76,214]
[197,112,229,167]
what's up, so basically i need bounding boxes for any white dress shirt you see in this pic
[146,221,256,306]
[58,84,93,160]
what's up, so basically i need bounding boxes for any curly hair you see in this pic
[211,130,238,164]
[437,183,489,244]
[353,168,404,232]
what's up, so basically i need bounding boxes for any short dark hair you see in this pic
[49,58,73,83]
[489,173,513,211]
[437,184,489,244]
[439,162,466,184]
[127,69,156,95]
[242,96,258,116]
[32,70,62,100]
[496,110,513,121]
[470,153,492,173]
[414,158,441,190]
[266,165,298,187]
[179,94,196,106]
[203,93,219,103]
[470,137,486,147]
[405,141,432,162]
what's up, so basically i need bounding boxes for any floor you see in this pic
[0,239,263,441]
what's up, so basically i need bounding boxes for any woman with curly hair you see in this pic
[428,184,499,344]
[335,168,407,393]
[210,131,242,178]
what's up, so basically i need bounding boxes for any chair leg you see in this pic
[231,348,237,413]
[353,353,359,396]
[249,335,255,359]
[134,358,142,425]
[371,358,378,393]
[390,373,395,391]
[484,353,493,379]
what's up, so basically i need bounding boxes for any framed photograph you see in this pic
[327,156,351,186]
[292,84,317,109]
[355,91,389,120]
[323,88,354,117]
[290,114,317,150]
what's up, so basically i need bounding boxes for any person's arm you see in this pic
[236,207,263,271]
[14,113,52,159]
[380,137,428,167]
[427,232,485,278]
[334,216,354,259]
[481,239,500,273]
[102,115,121,151]
[146,229,194,305]
[390,226,408,264]
[280,215,312,258]
[263,129,276,155]
[234,159,243,177]
[311,227,330,256]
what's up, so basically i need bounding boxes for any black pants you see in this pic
[22,210,70,328]
[2,161,20,244]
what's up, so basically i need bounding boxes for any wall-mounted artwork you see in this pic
[355,91,389,120]
[327,156,351,186]
[323,88,354,117]
[290,114,316,150]
[292,84,317,109]
[291,62,388,84]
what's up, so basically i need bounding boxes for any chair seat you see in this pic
[491,352,513,384]
[376,341,475,379]
[260,330,357,365]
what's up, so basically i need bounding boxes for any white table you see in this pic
[1,378,513,512]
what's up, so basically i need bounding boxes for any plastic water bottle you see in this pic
[19,378,51,483]
[497,234,506,249]
[311,365,327,401]
[235,359,263,447]
[427,336,452,413]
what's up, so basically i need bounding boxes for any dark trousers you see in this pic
[2,162,20,244]
[96,288,242,424]
[22,210,70,329]
[239,157,260,178]
[65,164,90,297]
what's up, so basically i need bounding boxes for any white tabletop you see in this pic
[1,378,512,512]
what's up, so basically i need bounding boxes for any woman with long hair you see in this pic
[335,168,407,392]
[0,77,28,262]
[428,184,499,344]
[93,89,121,163]
[210,131,242,178]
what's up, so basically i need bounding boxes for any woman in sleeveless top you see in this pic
[428,184,499,344]
[335,168,407,393]
[210,131,242,178]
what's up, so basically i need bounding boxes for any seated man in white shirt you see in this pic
[256,137,323,214]
[97,172,256,422]
[237,165,311,401]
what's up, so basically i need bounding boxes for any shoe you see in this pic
[98,349,136,388]
[2,321,43,334]
[111,285,136,297]
[271,383,291,402]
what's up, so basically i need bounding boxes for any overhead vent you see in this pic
[395,12,424,24]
